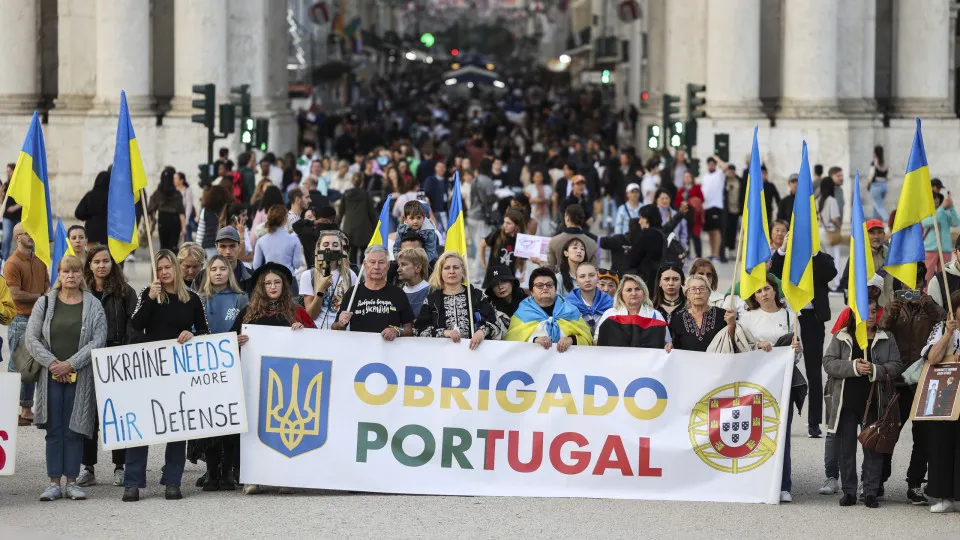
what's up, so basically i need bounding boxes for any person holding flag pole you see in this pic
[107,91,155,275]
[442,171,475,337]
[334,194,416,339]
[823,171,903,509]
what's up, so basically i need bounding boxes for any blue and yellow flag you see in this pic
[107,91,148,263]
[885,118,936,290]
[505,297,593,345]
[51,217,69,285]
[738,126,771,300]
[782,141,821,312]
[7,111,53,267]
[368,194,391,248]
[848,171,876,349]
[445,171,467,258]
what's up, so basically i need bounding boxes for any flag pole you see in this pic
[930,215,955,318]
[345,265,365,314]
[463,237,476,337]
[727,218,745,312]
[139,188,157,280]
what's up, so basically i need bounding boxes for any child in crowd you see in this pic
[393,200,439,262]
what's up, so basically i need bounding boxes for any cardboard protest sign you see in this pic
[92,332,247,449]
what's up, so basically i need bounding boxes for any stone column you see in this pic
[54,0,97,112]
[0,0,38,113]
[893,0,953,117]
[780,0,839,117]
[663,0,707,97]
[94,0,153,114]
[837,0,878,116]
[171,0,228,113]
[705,0,761,117]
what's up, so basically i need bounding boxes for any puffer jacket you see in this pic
[823,329,903,434]
[878,294,945,385]
[99,284,138,346]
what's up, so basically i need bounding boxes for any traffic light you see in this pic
[420,33,435,47]
[231,84,251,119]
[601,70,611,84]
[662,94,680,148]
[218,104,235,135]
[646,125,661,149]
[255,118,270,151]
[685,83,706,147]
[685,83,707,120]
[240,117,255,149]
[450,48,459,57]
[191,84,215,129]
[670,121,683,148]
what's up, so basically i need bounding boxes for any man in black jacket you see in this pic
[770,248,838,438]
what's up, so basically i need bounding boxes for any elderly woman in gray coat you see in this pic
[26,255,107,502]
[823,296,902,509]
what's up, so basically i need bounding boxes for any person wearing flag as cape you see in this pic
[823,171,903,509]
[505,267,593,352]
[594,274,669,349]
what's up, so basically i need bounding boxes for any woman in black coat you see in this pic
[338,172,377,266]
[624,204,665,293]
[75,171,111,245]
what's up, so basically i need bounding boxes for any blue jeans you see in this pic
[7,314,33,407]
[782,403,793,492]
[1,218,13,260]
[45,379,83,478]
[124,441,186,488]
[870,181,889,222]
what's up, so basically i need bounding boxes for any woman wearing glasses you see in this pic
[689,258,726,307]
[666,274,735,353]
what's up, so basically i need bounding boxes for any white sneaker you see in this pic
[113,469,124,487]
[780,491,793,503]
[818,478,839,495]
[64,482,87,500]
[931,499,957,513]
[39,483,62,501]
[76,468,96,487]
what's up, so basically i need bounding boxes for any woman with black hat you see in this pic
[232,261,315,495]
[486,264,527,318]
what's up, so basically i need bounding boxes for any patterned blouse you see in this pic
[667,306,727,352]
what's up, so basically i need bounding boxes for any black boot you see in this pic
[202,468,219,491]
[122,487,139,502]
[165,485,183,500]
[219,469,237,491]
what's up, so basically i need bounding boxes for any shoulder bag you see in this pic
[858,375,901,454]
[12,297,49,385]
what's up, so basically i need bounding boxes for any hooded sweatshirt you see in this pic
[202,288,249,334]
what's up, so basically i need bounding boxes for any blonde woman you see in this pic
[123,250,209,502]
[27,255,107,501]
[177,242,206,287]
[299,230,357,329]
[414,251,505,349]
[594,274,669,349]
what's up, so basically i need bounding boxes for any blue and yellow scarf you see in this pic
[506,297,593,345]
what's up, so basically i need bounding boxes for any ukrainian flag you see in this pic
[738,126,771,300]
[7,111,53,267]
[445,171,467,258]
[368,194,391,248]
[848,171,875,349]
[885,118,936,290]
[782,141,821,312]
[107,91,148,263]
[505,297,593,345]
[51,217,69,285]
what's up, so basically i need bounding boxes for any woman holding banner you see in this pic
[666,274,734,353]
[233,262,315,495]
[26,254,108,501]
[594,274,669,349]
[123,250,210,502]
[76,245,138,488]
[415,252,505,348]
[919,291,960,513]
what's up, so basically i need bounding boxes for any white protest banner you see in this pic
[240,327,793,503]
[0,372,19,475]
[514,233,550,260]
[92,332,247,450]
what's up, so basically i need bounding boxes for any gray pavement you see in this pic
[2,252,959,539]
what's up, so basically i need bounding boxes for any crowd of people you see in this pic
[2,71,959,513]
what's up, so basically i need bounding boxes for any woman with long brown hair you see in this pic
[196,182,233,258]
[252,204,303,273]
[480,208,527,286]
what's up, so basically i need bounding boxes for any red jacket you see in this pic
[675,186,705,235]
